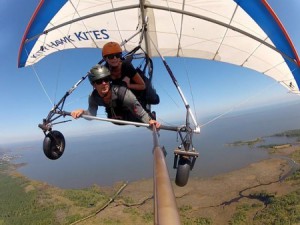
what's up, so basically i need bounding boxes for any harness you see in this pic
[98,46,160,111]
[123,47,160,110]
[104,86,127,120]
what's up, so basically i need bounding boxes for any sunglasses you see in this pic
[94,78,110,85]
[106,53,122,60]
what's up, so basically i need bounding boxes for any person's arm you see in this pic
[125,73,145,91]
[86,94,98,116]
[71,93,99,119]
[121,87,160,128]
[122,62,145,91]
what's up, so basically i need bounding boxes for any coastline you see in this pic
[86,144,300,225]
[1,141,300,224]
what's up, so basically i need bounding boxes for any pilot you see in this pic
[71,65,160,128]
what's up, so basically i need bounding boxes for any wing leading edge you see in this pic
[18,0,300,93]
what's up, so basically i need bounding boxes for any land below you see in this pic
[1,130,300,225]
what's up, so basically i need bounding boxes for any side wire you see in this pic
[200,81,279,128]
[165,0,198,123]
[26,49,53,106]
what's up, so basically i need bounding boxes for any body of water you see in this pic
[12,101,300,189]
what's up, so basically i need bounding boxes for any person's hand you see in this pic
[71,109,84,119]
[149,119,160,129]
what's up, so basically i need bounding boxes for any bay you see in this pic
[12,101,300,189]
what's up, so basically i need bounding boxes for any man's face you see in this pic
[94,78,110,96]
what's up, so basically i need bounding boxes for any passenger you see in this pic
[71,65,160,129]
[102,41,146,92]
[101,41,160,114]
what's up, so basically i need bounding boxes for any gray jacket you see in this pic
[85,85,151,124]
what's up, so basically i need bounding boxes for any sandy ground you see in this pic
[4,145,298,224]
[73,145,299,225]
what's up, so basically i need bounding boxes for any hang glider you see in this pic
[18,1,300,223]
[19,0,300,93]
[18,0,300,189]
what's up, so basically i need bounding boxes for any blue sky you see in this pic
[1,0,300,145]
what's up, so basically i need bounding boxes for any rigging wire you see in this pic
[49,1,79,103]
[24,42,53,106]
[52,0,99,106]
[110,0,125,50]
[68,0,100,49]
[165,0,198,123]
[200,81,279,128]
[27,1,85,107]
[27,33,60,105]
[213,5,238,60]
[28,62,53,106]
[155,82,181,109]
[50,29,68,104]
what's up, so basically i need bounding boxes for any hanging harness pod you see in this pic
[135,62,160,105]
[121,46,160,110]
[100,45,160,111]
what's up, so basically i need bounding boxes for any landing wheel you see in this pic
[43,130,65,160]
[175,157,191,187]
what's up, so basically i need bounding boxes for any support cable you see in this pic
[27,56,53,106]
[165,0,198,122]
[200,81,278,128]
[148,35,200,133]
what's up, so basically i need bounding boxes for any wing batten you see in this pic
[145,4,296,65]
[25,4,141,44]
[18,0,300,92]
[20,3,298,66]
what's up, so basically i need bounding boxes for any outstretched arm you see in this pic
[149,119,160,129]
[71,109,85,119]
[122,73,145,91]
[121,87,160,128]
[71,94,100,119]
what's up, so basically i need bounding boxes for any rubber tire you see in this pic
[43,130,65,160]
[175,157,191,187]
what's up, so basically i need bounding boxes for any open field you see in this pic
[1,133,300,225]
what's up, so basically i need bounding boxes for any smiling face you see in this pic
[93,78,110,97]
[105,53,122,68]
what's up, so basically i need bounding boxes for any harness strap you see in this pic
[116,86,127,102]
[105,86,127,119]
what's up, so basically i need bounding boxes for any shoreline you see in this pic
[3,140,300,189]
[82,147,300,225]
[1,141,300,224]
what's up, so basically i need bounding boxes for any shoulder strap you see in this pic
[116,86,127,104]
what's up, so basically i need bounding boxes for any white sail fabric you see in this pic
[19,0,300,92]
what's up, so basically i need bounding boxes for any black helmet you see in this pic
[88,65,111,84]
